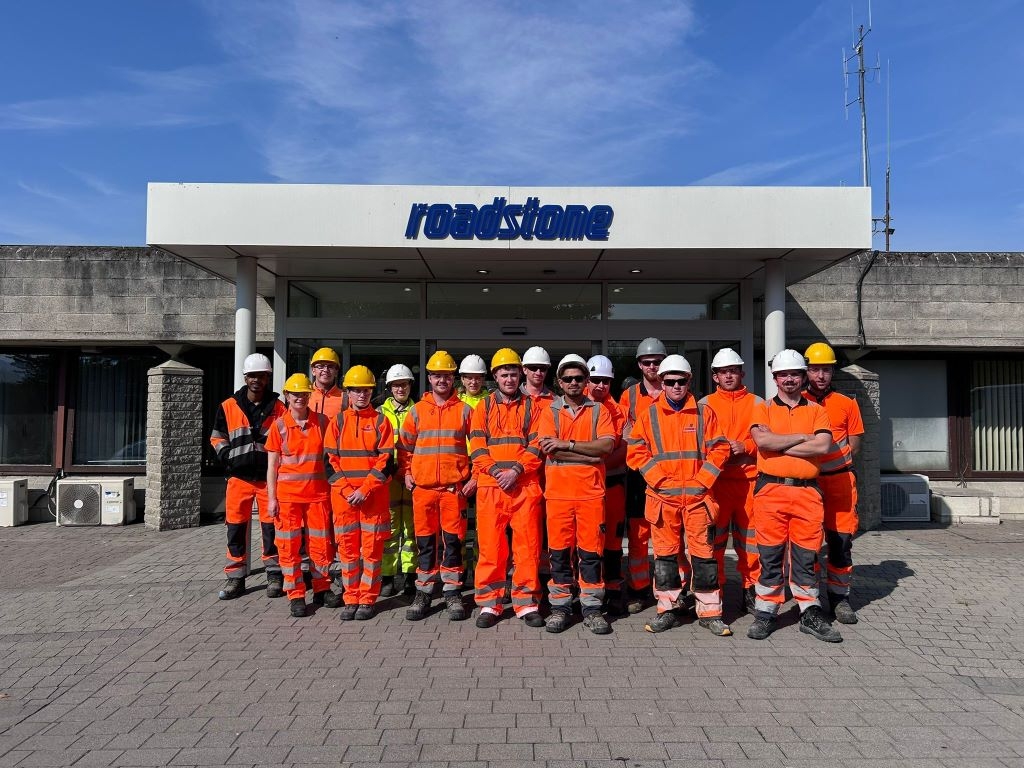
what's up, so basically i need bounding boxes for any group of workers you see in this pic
[210,337,863,642]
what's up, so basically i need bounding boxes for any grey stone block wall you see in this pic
[786,251,1024,350]
[833,364,881,531]
[146,360,203,530]
[0,245,274,344]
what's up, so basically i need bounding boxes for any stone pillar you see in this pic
[146,360,203,530]
[833,364,881,531]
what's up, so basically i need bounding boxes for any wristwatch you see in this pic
[569,440,576,451]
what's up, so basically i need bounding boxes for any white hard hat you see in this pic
[711,348,744,370]
[385,363,415,384]
[522,346,552,366]
[770,349,808,373]
[556,354,589,378]
[242,353,272,375]
[458,354,487,375]
[658,354,692,377]
[586,355,614,379]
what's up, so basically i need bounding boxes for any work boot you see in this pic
[644,609,682,633]
[405,591,432,621]
[829,592,859,625]
[604,590,627,617]
[747,614,776,640]
[676,589,696,615]
[475,611,500,629]
[698,617,733,637]
[354,604,375,621]
[626,587,648,615]
[218,577,245,601]
[313,590,343,608]
[582,612,612,635]
[545,609,572,634]
[799,605,843,643]
[265,573,284,599]
[743,585,756,614]
[338,605,358,621]
[379,576,396,598]
[402,574,417,598]
[289,598,307,618]
[445,593,467,621]
[522,611,545,628]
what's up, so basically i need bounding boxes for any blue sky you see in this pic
[1,0,1020,250]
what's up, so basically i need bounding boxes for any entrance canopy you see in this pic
[147,183,871,294]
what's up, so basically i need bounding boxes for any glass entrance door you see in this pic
[431,339,602,395]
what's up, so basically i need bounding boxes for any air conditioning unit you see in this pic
[0,478,29,527]
[880,474,930,522]
[56,477,136,526]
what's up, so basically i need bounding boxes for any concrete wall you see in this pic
[787,251,1024,350]
[0,245,274,344]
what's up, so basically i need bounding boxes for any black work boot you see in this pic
[445,593,467,621]
[405,591,432,621]
[545,609,572,634]
[799,605,843,643]
[644,609,682,633]
[265,573,284,599]
[218,577,245,600]
[604,590,627,617]
[582,612,612,635]
[829,592,859,624]
[313,590,343,608]
[289,597,307,618]
[379,576,396,598]
[747,613,776,640]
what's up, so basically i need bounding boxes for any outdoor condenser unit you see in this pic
[880,474,931,522]
[56,477,136,526]
[0,478,29,527]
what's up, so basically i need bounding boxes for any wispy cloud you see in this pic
[202,0,705,185]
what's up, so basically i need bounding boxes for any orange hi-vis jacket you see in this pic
[803,388,864,474]
[751,396,832,480]
[626,393,730,502]
[619,379,662,429]
[397,393,474,489]
[324,405,394,498]
[210,389,286,482]
[265,411,330,502]
[310,385,347,420]
[588,389,627,477]
[469,392,544,486]
[699,387,763,481]
[537,396,617,501]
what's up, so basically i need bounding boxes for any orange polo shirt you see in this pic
[803,388,864,474]
[700,387,763,481]
[751,396,832,481]
[265,411,330,502]
[537,396,617,501]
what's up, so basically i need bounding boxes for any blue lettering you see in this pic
[559,205,588,240]
[404,203,429,239]
[423,204,454,239]
[585,205,613,241]
[497,204,523,240]
[520,197,540,240]
[534,205,563,240]
[450,204,478,240]
[474,197,504,239]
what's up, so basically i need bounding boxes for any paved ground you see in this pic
[1,519,1023,768]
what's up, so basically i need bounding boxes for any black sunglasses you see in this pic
[662,377,690,387]
[524,365,548,372]
[560,375,586,384]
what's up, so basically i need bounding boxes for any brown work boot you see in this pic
[405,591,431,621]
[265,573,283,599]
[218,577,245,601]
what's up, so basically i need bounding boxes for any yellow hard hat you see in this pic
[426,350,457,373]
[342,365,376,388]
[490,347,522,371]
[310,347,340,367]
[804,342,837,365]
[283,373,314,393]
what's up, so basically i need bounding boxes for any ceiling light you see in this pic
[403,287,412,292]
[612,287,623,293]
[630,268,642,274]
[383,268,398,275]
[481,288,490,293]
[477,269,489,275]
[534,288,543,293]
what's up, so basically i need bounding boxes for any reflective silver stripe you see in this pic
[369,469,388,483]
[227,426,249,440]
[524,446,543,458]
[469,448,488,461]
[226,443,264,459]
[211,429,228,440]
[492,460,522,471]
[660,450,701,460]
[654,486,707,498]
[278,473,324,482]
[511,595,534,607]
[415,445,463,455]
[308,527,328,537]
[469,429,488,439]
[337,522,359,534]
[280,453,322,465]
[275,528,302,540]
[488,436,528,446]
[649,407,666,455]
[640,459,659,476]
[420,429,463,439]
[819,453,853,472]
[790,583,819,601]
[331,449,378,458]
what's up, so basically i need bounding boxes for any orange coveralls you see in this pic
[804,388,864,597]
[589,389,627,595]
[626,394,730,618]
[619,382,660,594]
[210,391,285,579]
[699,388,763,590]
[750,396,832,615]
[397,394,474,597]
[469,392,545,616]
[265,412,333,600]
[325,405,394,606]
[537,396,617,615]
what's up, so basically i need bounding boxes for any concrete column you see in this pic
[763,259,786,398]
[273,274,288,395]
[145,360,203,531]
[234,256,257,389]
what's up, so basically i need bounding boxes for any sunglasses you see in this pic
[590,377,612,385]
[560,375,586,384]
[638,358,662,367]
[662,377,690,387]
[524,365,548,372]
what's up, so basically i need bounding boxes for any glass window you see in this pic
[349,339,420,405]
[972,360,1024,472]
[288,282,419,319]
[0,352,56,465]
[73,352,160,466]
[427,284,601,320]
[608,283,739,320]
[873,360,950,472]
